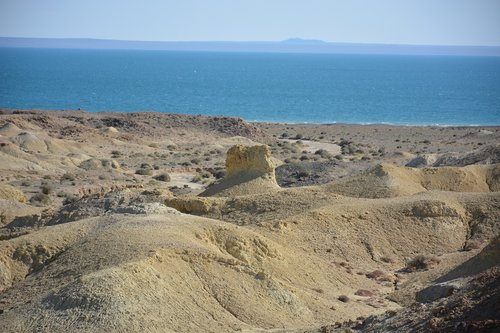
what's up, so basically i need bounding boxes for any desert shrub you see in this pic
[191,175,203,183]
[299,155,309,161]
[296,171,310,178]
[21,181,31,186]
[167,144,176,150]
[181,161,191,167]
[464,239,483,251]
[61,173,76,181]
[315,149,332,159]
[366,270,393,281]
[354,289,374,297]
[404,255,441,272]
[338,295,350,303]
[140,163,152,169]
[200,171,212,178]
[154,173,171,182]
[213,169,226,179]
[380,256,395,264]
[135,168,153,176]
[42,175,53,180]
[63,194,79,205]
[295,133,303,139]
[281,132,289,138]
[190,158,201,165]
[30,193,51,206]
[40,184,54,195]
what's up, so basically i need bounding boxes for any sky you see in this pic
[1,0,500,46]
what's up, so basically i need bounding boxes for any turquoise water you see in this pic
[1,48,499,125]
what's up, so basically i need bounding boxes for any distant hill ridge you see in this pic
[1,37,500,56]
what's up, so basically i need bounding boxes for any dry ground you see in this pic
[0,109,498,332]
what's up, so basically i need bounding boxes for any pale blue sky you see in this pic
[1,0,499,46]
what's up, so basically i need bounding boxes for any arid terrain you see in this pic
[0,109,498,332]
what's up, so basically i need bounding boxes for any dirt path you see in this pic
[168,172,205,190]
[280,139,341,155]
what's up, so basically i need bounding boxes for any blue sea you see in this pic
[1,48,499,125]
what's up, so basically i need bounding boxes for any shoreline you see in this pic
[2,108,499,128]
[253,120,500,128]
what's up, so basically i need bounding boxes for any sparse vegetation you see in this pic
[354,289,374,297]
[63,194,79,205]
[464,239,483,251]
[338,295,350,303]
[154,173,171,182]
[314,149,332,159]
[366,270,393,281]
[61,173,76,181]
[135,168,153,176]
[40,184,54,195]
[30,193,51,206]
[404,255,441,272]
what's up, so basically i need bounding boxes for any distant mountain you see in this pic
[1,37,499,56]
[281,38,326,44]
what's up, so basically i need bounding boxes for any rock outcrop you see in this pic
[201,145,280,197]
[225,145,276,180]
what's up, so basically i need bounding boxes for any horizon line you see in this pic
[1,36,500,48]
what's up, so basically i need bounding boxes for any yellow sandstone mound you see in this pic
[201,144,280,197]
[324,163,499,198]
